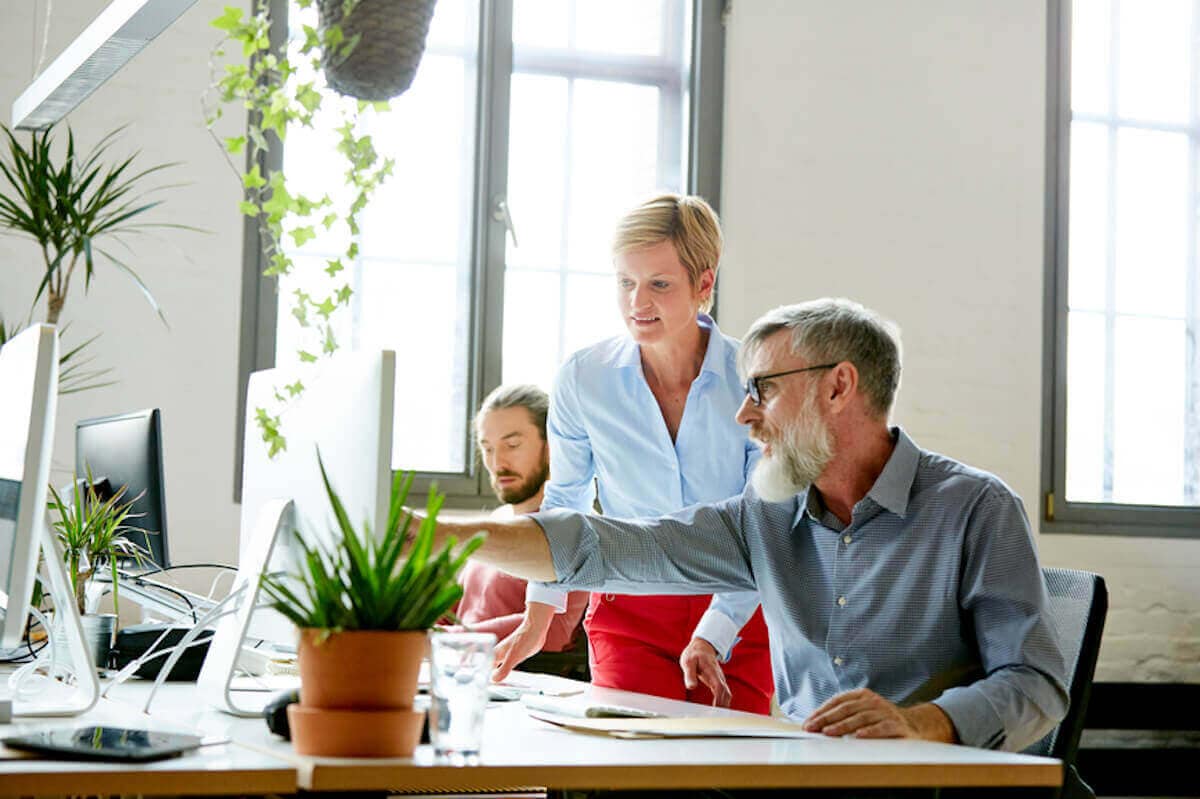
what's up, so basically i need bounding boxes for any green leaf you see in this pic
[289,225,316,247]
[224,135,246,154]
[297,350,317,363]
[242,165,266,189]
[296,84,322,114]
[238,200,259,217]
[211,6,244,31]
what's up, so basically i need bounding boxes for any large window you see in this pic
[1044,0,1200,536]
[237,0,724,498]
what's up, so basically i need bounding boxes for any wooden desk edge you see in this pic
[0,765,294,797]
[297,760,1064,792]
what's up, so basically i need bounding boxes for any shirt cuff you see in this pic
[693,609,741,661]
[525,582,569,613]
[932,683,1007,750]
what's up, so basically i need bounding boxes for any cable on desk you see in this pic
[0,614,50,664]
[126,562,237,580]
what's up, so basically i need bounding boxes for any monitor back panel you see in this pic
[75,409,169,570]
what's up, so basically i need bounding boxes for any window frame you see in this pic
[235,0,727,505]
[1041,0,1200,538]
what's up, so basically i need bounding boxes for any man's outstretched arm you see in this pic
[435,516,558,582]
[429,497,756,597]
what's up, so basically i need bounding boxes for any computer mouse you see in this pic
[263,688,300,740]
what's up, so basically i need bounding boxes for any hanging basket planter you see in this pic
[317,0,438,101]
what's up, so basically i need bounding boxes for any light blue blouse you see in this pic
[528,314,761,656]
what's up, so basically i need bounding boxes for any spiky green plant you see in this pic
[0,123,196,326]
[262,453,485,632]
[47,469,153,615]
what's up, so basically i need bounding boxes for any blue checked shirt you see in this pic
[532,428,1068,751]
[528,313,762,657]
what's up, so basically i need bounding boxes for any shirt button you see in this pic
[837,596,847,607]
[842,535,852,545]
[833,656,844,666]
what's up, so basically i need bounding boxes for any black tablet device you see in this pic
[2,726,204,762]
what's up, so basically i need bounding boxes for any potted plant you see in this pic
[0,123,195,393]
[46,474,153,669]
[316,0,437,100]
[208,0,433,457]
[262,454,484,757]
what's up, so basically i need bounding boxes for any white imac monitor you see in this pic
[0,324,98,716]
[237,349,396,565]
[199,349,395,715]
[0,325,58,649]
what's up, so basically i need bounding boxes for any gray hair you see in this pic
[475,384,549,439]
[739,299,902,418]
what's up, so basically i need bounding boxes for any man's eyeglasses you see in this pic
[743,363,839,406]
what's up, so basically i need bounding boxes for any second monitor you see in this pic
[75,409,169,571]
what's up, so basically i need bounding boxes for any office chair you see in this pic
[1024,567,1108,799]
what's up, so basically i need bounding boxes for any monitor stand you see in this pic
[10,514,100,717]
[197,499,294,716]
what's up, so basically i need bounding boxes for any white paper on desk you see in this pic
[521,694,662,719]
[526,709,820,739]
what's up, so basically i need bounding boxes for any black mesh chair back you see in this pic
[1024,567,1108,763]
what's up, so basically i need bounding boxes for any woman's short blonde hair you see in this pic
[611,193,723,313]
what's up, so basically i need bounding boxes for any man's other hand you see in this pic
[680,637,731,708]
[491,602,555,682]
[803,688,956,742]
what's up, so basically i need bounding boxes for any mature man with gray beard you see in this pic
[426,298,1068,752]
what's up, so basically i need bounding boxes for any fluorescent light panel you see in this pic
[12,0,197,130]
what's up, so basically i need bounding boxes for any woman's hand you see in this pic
[491,602,556,681]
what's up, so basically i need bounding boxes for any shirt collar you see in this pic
[607,313,728,375]
[867,427,919,517]
[793,427,920,528]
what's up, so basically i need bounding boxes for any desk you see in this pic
[0,690,294,797]
[1,674,1062,796]
[241,680,1063,794]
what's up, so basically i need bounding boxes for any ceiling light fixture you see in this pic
[12,0,198,131]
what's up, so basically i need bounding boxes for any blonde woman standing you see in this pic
[493,195,773,713]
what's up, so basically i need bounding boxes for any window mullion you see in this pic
[1101,0,1121,501]
[466,0,516,497]
[1184,0,1200,504]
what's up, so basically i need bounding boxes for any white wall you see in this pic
[0,0,245,588]
[719,0,1200,681]
[2,0,1196,680]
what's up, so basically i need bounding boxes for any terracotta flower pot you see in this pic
[297,628,427,710]
[288,705,425,758]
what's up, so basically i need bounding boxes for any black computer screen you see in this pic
[75,409,169,570]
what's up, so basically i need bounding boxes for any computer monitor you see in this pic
[75,409,169,570]
[231,349,396,659]
[0,325,58,650]
[239,349,395,562]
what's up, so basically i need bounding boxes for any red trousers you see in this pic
[584,592,774,715]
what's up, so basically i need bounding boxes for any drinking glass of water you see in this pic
[428,631,496,762]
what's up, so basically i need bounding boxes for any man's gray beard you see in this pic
[750,394,834,503]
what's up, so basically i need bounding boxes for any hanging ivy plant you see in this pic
[206,0,396,456]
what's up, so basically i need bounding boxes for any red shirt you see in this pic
[456,561,588,652]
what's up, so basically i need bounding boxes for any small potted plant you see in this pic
[46,473,152,668]
[262,454,483,757]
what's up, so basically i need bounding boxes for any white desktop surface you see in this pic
[0,678,294,797]
[240,678,1063,794]
[0,670,1062,796]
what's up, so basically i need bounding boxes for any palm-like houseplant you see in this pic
[0,124,194,394]
[262,453,484,757]
[46,473,153,667]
